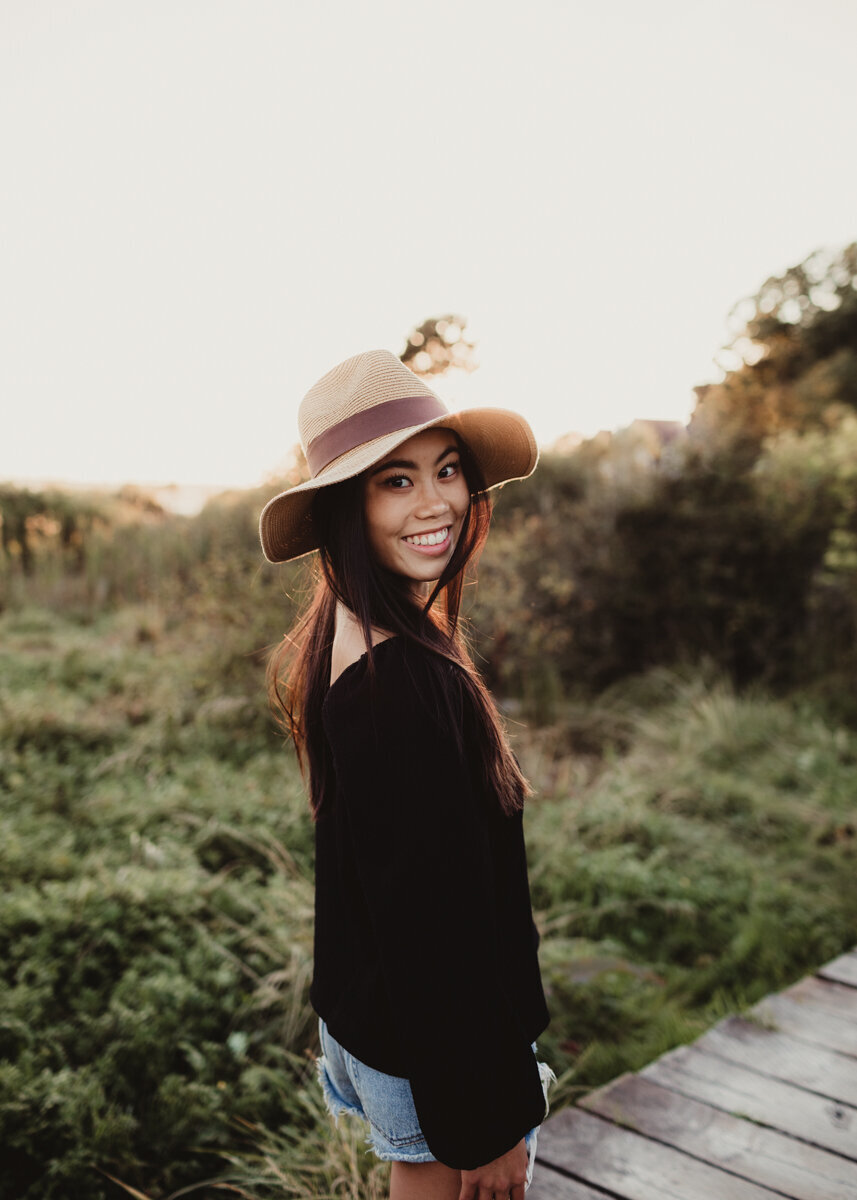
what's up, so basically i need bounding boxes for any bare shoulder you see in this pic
[330,604,393,687]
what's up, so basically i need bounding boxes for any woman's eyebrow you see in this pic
[369,458,415,475]
[369,444,459,477]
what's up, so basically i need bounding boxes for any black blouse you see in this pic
[310,635,551,1170]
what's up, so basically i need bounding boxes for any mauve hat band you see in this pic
[306,394,445,476]
[259,348,538,564]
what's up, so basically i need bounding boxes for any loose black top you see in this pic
[310,635,550,1170]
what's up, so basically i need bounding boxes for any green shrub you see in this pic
[3,597,856,1195]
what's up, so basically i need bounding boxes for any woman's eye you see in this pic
[383,474,410,488]
[439,461,460,479]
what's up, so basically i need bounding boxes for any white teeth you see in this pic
[405,527,449,546]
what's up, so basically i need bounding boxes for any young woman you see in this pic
[260,350,554,1200]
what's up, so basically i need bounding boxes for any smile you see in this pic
[403,527,451,552]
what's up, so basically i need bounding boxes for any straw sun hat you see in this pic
[259,349,538,563]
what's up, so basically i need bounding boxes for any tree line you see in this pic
[3,251,857,715]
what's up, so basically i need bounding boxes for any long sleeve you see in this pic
[321,640,548,1169]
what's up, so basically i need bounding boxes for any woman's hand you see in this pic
[458,1137,528,1200]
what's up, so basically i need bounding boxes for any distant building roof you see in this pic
[547,431,585,454]
[629,419,687,446]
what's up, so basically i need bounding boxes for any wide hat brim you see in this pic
[259,407,538,564]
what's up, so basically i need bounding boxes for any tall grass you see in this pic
[516,661,857,1103]
[2,597,856,1196]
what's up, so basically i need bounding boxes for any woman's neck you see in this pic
[334,601,391,650]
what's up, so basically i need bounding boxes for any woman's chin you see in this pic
[396,539,455,584]
[401,561,451,587]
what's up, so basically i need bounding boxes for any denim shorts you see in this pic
[315,1016,556,1189]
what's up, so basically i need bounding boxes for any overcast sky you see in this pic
[3,0,856,488]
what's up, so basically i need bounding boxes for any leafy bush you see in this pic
[3,609,856,1195]
[0,611,318,1199]
[519,666,857,1097]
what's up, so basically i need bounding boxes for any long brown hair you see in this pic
[267,435,531,820]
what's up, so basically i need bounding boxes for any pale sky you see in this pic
[3,0,856,488]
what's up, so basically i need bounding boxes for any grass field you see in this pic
[2,603,856,1199]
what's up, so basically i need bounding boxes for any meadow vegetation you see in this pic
[2,245,857,1198]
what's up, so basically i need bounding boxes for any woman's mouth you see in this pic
[403,526,451,554]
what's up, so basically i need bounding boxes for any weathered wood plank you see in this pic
[530,951,857,1191]
[580,1071,857,1200]
[783,975,857,1022]
[641,1043,857,1160]
[527,1165,617,1200]
[818,951,857,989]
[536,1107,784,1200]
[694,1016,857,1105]
[752,992,857,1057]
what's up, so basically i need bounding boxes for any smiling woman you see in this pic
[363,430,471,582]
[261,350,555,1200]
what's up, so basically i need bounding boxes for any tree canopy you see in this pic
[400,313,479,376]
[690,243,857,464]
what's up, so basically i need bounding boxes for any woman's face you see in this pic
[363,427,471,586]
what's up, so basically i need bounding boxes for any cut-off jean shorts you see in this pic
[315,1016,556,1190]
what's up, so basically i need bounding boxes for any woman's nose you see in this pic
[414,481,449,518]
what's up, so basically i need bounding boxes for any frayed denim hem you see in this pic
[366,1143,438,1164]
[525,1056,557,1190]
[537,1058,557,1115]
[315,1052,365,1127]
[315,1030,557,1178]
[315,1052,437,1163]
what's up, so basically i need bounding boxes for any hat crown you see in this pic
[298,350,445,456]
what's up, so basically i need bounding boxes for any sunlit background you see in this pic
[4,0,857,493]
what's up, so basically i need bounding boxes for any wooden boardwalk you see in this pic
[529,949,857,1199]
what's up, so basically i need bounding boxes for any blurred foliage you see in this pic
[470,241,857,697]
[1,613,855,1197]
[0,608,367,1199]
[690,242,857,466]
[400,313,478,376]
[4,243,856,700]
